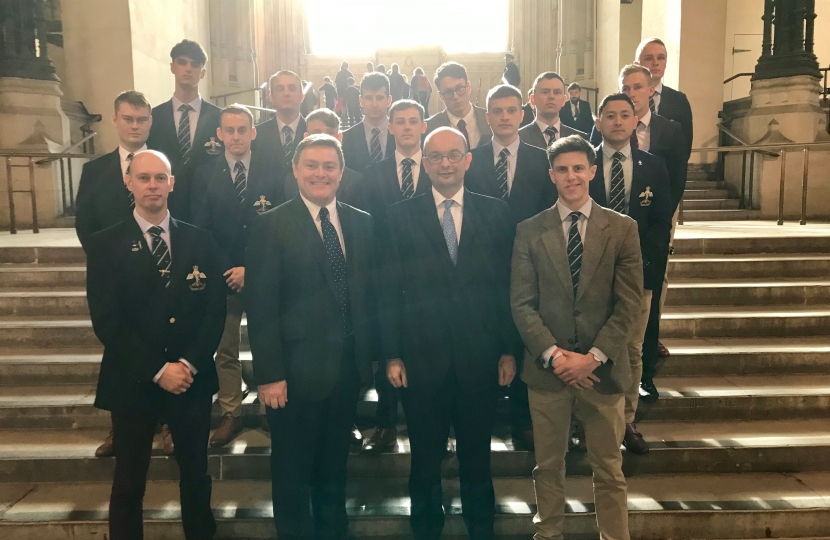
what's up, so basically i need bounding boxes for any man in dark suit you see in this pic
[146,39,221,223]
[389,63,408,102]
[86,150,226,540]
[519,89,535,129]
[424,62,492,149]
[588,93,672,455]
[519,72,587,150]
[342,77,362,127]
[251,70,307,182]
[341,72,396,174]
[382,127,519,540]
[246,134,377,540]
[560,83,595,135]
[502,53,520,86]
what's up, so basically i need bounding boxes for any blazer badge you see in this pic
[187,266,207,290]
[130,240,142,252]
[204,137,223,155]
[639,186,653,206]
[254,195,272,214]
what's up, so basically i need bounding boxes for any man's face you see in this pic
[389,107,426,150]
[270,74,304,114]
[638,42,667,82]
[596,100,638,146]
[217,113,256,159]
[293,146,342,206]
[568,88,581,103]
[112,103,151,148]
[125,153,175,213]
[437,76,471,117]
[423,130,471,192]
[485,96,523,140]
[360,87,391,123]
[621,72,654,117]
[550,151,595,208]
[531,77,567,119]
[170,56,206,89]
[305,118,340,138]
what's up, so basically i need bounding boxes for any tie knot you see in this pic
[282,125,293,136]
[371,127,380,136]
[457,119,466,129]
[613,151,625,162]
[318,206,330,221]
[234,161,245,173]
[148,225,164,237]
[126,153,134,161]
[569,211,581,223]
[401,158,415,167]
[178,104,193,113]
[545,126,558,136]
[499,148,510,159]
[444,199,454,210]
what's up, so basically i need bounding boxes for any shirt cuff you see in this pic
[152,359,198,384]
[540,345,564,368]
[588,347,608,364]
[152,362,169,383]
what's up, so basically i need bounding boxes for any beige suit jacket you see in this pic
[511,200,643,394]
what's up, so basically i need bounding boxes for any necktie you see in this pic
[370,128,383,163]
[456,119,470,149]
[126,153,135,207]
[400,158,415,198]
[544,126,558,146]
[496,148,510,200]
[282,125,294,161]
[609,151,627,214]
[441,200,458,265]
[148,226,172,287]
[233,161,247,206]
[318,207,351,334]
[649,92,658,114]
[630,128,639,150]
[567,212,583,295]
[177,104,193,164]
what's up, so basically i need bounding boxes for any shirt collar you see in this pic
[432,186,464,209]
[396,149,422,166]
[299,193,337,222]
[277,115,301,135]
[654,82,663,95]
[602,142,632,161]
[446,104,475,127]
[638,109,652,127]
[171,95,202,114]
[492,136,520,158]
[119,144,147,161]
[364,116,389,132]
[556,198,592,221]
[133,208,171,234]
[225,151,252,172]
[535,118,560,134]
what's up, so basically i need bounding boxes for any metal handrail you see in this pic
[715,123,779,157]
[691,141,830,153]
[210,83,268,102]
[34,131,98,164]
[723,72,754,84]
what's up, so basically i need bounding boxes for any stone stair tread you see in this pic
[0,349,101,363]
[0,317,91,327]
[0,265,84,272]
[659,336,830,354]
[0,290,86,298]
[671,253,830,262]
[673,221,830,240]
[661,304,830,317]
[0,229,80,248]
[669,278,830,287]
[653,374,830,397]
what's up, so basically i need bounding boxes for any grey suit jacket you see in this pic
[425,106,493,148]
[510,200,643,395]
[518,121,587,150]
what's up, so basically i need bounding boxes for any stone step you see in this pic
[0,317,98,348]
[667,254,830,280]
[0,291,88,317]
[660,305,830,339]
[680,209,762,221]
[671,233,830,256]
[666,279,830,306]
[682,189,732,200]
[0,266,85,289]
[1,473,829,539]
[685,179,724,190]
[682,198,741,211]
[0,246,84,265]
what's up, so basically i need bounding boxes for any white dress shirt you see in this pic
[602,143,634,214]
[225,151,252,177]
[492,136,521,193]
[432,186,463,241]
[396,149,422,190]
[364,117,390,159]
[635,109,652,152]
[171,95,202,143]
[535,118,562,145]
[119,144,147,178]
[300,194,346,257]
[652,82,663,114]
[447,105,480,149]
[569,100,580,118]
[277,115,302,146]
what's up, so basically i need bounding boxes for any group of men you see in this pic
[77,34,693,540]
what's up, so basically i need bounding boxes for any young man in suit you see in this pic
[251,70,307,182]
[502,53,521,86]
[146,39,221,223]
[424,62,493,149]
[86,150,226,540]
[341,72,396,174]
[561,83,595,135]
[589,93,673,455]
[245,134,377,540]
[511,134,643,540]
[383,127,519,540]
[519,72,587,150]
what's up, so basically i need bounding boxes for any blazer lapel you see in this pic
[457,189,478,255]
[414,162,431,194]
[290,196,340,301]
[337,201,358,284]
[385,132,396,159]
[193,100,219,151]
[126,218,163,292]
[575,202,610,303]
[355,122,371,165]
[418,193,456,274]
[381,158,403,206]
[157,100,177,143]
[530,123,546,149]
[590,148,608,206]
[478,143,498,193]
[540,205,575,302]
[166,219,193,308]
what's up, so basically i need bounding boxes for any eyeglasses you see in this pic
[439,84,468,100]
[425,151,467,164]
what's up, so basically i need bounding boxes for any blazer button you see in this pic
[169,317,176,324]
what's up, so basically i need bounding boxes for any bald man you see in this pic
[86,150,226,540]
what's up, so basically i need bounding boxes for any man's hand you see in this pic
[157,362,193,394]
[553,351,601,389]
[259,380,288,409]
[387,359,408,388]
[498,354,516,386]
[224,267,245,292]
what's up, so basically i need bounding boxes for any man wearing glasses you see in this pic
[424,62,492,149]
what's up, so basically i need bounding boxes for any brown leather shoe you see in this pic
[160,424,175,455]
[361,427,397,454]
[656,341,671,358]
[95,430,115,458]
[623,423,650,455]
[350,425,363,446]
[210,413,244,448]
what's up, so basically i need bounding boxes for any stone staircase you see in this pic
[681,166,761,221]
[1,229,830,539]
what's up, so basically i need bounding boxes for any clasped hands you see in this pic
[552,350,601,389]
[387,354,517,388]
[157,362,194,394]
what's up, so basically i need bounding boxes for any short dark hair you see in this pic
[170,39,207,66]
[568,82,581,92]
[636,37,667,61]
[220,104,254,127]
[485,84,522,110]
[376,64,386,73]
[360,72,390,96]
[547,134,596,167]
[269,70,302,91]
[305,108,341,131]
[341,61,349,69]
[114,90,151,114]
[532,72,566,92]
[391,63,400,73]
[292,133,344,169]
[434,61,468,88]
[597,93,635,115]
[389,99,425,122]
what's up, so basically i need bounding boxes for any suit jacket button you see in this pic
[169,317,176,324]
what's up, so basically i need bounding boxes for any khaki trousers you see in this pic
[215,294,247,417]
[660,208,680,313]
[528,386,629,540]
[623,290,653,424]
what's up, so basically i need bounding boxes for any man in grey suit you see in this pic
[519,72,587,150]
[424,62,492,149]
[511,134,643,540]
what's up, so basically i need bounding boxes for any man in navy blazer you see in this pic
[519,73,587,150]
[251,70,307,182]
[561,83,596,135]
[341,72,396,174]
[424,62,493,149]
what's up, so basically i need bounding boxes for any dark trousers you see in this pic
[642,284,664,380]
[402,372,497,540]
[266,341,361,540]
[508,367,532,436]
[109,393,215,540]
[374,361,398,429]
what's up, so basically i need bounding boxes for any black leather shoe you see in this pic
[640,378,660,401]
[623,423,650,455]
[350,425,363,447]
[512,428,535,452]
[656,341,671,358]
[361,427,398,454]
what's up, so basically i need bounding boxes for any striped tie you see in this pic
[567,212,583,295]
[400,158,415,198]
[369,128,383,163]
[544,126,558,147]
[148,226,172,287]
[496,148,510,200]
[609,151,627,213]
[126,153,135,207]
[649,92,657,114]
[233,161,247,206]
[177,104,193,165]
[282,126,294,161]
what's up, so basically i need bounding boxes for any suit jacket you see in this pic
[380,190,521,393]
[518,121,587,150]
[245,196,377,401]
[357,155,431,232]
[519,103,534,129]
[657,85,693,157]
[75,148,133,252]
[191,153,286,273]
[465,140,556,226]
[87,218,226,412]
[250,115,308,183]
[284,166,363,208]
[503,62,521,86]
[589,145,672,290]
[341,121,397,174]
[560,99,595,135]
[424,106,493,148]
[511,201,643,395]
[146,99,222,222]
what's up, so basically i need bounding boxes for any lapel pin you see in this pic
[639,186,653,206]
[254,195,272,214]
[638,160,643,166]
[204,137,223,155]
[187,265,207,291]
[130,240,142,252]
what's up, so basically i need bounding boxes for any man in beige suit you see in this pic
[511,134,643,540]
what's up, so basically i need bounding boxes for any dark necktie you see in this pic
[233,161,247,206]
[567,212,582,295]
[649,92,657,114]
[609,151,627,214]
[441,200,458,265]
[177,104,193,164]
[496,148,510,200]
[456,119,470,149]
[148,226,172,287]
[544,126,558,146]
[630,129,639,150]
[318,207,351,334]
[400,158,415,198]
[126,153,135,207]
[282,125,294,161]
[370,128,383,163]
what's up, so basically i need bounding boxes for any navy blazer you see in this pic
[75,148,133,252]
[560,99,595,135]
[251,116,308,182]
[656,85,693,158]
[357,155,431,233]
[518,121,588,150]
[341,121,397,174]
